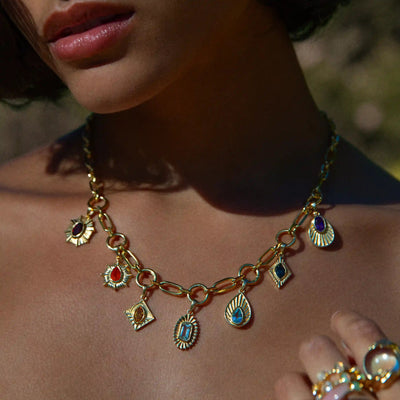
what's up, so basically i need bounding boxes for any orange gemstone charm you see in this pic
[126,300,155,331]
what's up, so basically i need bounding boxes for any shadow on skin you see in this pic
[46,125,400,218]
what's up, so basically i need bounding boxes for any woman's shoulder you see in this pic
[0,127,85,196]
[0,131,88,256]
[0,146,50,193]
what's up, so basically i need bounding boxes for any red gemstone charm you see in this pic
[111,266,122,282]
[103,262,132,290]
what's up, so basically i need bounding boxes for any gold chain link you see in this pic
[83,115,339,306]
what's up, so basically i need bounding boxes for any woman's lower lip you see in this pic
[50,14,135,62]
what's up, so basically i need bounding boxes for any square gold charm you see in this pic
[268,256,292,288]
[125,300,155,331]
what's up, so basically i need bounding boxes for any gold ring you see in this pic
[313,362,372,400]
[363,339,400,391]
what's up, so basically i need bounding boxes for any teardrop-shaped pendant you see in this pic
[174,313,199,350]
[102,262,132,290]
[65,216,95,246]
[125,299,156,331]
[225,292,252,328]
[308,214,335,247]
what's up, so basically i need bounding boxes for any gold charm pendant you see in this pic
[102,261,132,290]
[308,213,335,247]
[65,216,95,246]
[268,255,292,288]
[225,292,252,328]
[174,313,199,350]
[125,299,156,331]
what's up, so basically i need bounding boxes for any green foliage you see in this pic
[296,0,400,178]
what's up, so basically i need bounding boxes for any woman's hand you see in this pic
[275,311,400,400]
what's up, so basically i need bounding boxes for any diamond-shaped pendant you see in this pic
[268,256,292,288]
[125,299,155,331]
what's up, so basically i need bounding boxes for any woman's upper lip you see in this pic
[43,2,135,43]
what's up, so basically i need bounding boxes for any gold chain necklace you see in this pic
[66,115,339,350]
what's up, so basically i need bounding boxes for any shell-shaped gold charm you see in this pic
[125,299,156,331]
[225,292,252,328]
[174,313,199,350]
[65,216,95,246]
[308,214,335,247]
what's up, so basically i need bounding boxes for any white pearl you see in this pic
[365,348,398,375]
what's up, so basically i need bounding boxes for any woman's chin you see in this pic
[66,79,163,114]
[73,93,145,115]
[64,62,180,114]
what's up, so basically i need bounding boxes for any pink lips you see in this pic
[44,3,135,62]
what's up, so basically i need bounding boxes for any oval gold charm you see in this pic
[174,314,199,350]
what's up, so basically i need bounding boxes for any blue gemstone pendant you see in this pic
[268,256,292,288]
[225,292,252,328]
[308,214,335,247]
[174,313,199,350]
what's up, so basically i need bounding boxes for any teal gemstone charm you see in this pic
[268,256,292,288]
[225,292,252,328]
[232,307,244,325]
[179,322,193,342]
[174,313,199,350]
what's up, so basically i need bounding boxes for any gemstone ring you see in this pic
[363,339,400,392]
[312,362,373,400]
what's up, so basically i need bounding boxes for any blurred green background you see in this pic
[1,0,399,178]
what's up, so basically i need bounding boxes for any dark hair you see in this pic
[0,6,66,103]
[0,0,349,103]
[264,0,350,41]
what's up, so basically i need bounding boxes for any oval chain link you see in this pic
[210,277,239,295]
[82,116,339,305]
[119,248,141,273]
[98,211,116,236]
[157,281,189,296]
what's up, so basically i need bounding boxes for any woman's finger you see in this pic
[331,311,400,400]
[299,334,348,383]
[274,372,312,400]
[298,327,375,399]
[331,311,386,366]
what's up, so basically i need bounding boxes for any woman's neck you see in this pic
[89,5,331,212]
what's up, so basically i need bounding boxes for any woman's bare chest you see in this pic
[1,236,399,400]
[1,201,400,399]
